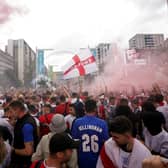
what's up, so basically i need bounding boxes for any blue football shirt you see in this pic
[71,115,109,168]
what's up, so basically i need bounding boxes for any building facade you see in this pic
[0,49,15,88]
[157,38,168,49]
[129,34,164,49]
[90,43,119,75]
[6,39,36,85]
[0,49,13,74]
[96,43,110,65]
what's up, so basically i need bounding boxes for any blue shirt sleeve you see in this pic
[22,123,34,142]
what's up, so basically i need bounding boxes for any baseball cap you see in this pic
[49,114,67,133]
[49,132,80,154]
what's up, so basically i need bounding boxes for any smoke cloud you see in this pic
[83,44,168,95]
[0,0,28,24]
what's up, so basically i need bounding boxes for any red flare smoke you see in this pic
[0,0,28,24]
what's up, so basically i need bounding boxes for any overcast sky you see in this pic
[0,0,168,69]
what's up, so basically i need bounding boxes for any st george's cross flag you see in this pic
[62,49,98,79]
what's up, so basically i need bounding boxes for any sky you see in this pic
[0,0,168,70]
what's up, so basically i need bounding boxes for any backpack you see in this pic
[74,98,85,118]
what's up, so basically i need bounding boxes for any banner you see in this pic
[37,49,44,75]
[126,49,140,64]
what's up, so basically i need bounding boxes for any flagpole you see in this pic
[78,76,83,96]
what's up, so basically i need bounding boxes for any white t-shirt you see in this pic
[64,114,76,130]
[143,128,168,157]
[120,149,131,168]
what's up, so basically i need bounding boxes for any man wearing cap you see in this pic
[32,114,67,161]
[30,132,80,168]
[32,114,78,168]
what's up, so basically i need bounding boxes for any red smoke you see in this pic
[83,45,168,95]
[0,0,27,24]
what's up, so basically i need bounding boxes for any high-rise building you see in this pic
[94,43,110,73]
[0,49,16,87]
[96,43,110,64]
[0,49,13,74]
[129,34,164,49]
[6,39,36,85]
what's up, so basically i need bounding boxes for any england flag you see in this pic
[62,48,98,79]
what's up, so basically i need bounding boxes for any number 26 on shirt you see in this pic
[82,134,99,153]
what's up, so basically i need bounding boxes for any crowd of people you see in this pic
[0,86,168,168]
